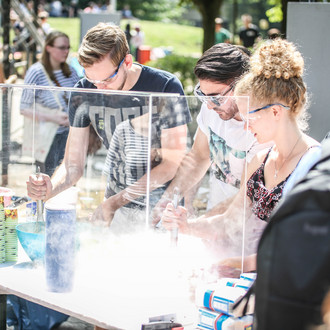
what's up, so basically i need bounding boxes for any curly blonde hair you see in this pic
[235,39,309,129]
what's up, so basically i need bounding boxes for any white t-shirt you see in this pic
[197,104,268,209]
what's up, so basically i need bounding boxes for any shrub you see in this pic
[148,54,199,95]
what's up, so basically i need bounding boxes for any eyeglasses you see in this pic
[194,82,234,107]
[84,57,125,85]
[52,46,71,51]
[239,103,290,122]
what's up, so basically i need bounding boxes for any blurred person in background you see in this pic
[214,17,231,44]
[268,28,282,39]
[38,11,52,35]
[130,24,145,62]
[50,0,63,17]
[239,14,260,48]
[20,31,79,176]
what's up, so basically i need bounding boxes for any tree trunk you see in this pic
[192,0,223,52]
[281,0,288,38]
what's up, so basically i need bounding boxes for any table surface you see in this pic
[0,229,213,329]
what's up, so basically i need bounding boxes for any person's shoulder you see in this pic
[139,65,184,94]
[24,62,44,83]
[26,62,43,73]
[250,148,270,169]
[74,78,96,89]
[142,65,177,81]
[249,24,259,32]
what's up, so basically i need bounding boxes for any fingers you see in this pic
[161,203,187,230]
[151,198,171,226]
[26,173,51,200]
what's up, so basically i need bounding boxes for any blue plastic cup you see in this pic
[45,204,76,292]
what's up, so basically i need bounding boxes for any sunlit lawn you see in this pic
[48,17,203,57]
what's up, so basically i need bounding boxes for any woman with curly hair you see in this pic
[161,39,321,273]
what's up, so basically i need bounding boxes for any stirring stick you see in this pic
[36,166,43,232]
[171,187,180,247]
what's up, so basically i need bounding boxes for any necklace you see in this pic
[274,135,302,179]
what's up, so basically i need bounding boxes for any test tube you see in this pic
[171,187,180,247]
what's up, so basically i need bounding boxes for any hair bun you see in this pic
[250,39,304,80]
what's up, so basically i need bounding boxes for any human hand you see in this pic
[91,200,116,226]
[161,202,188,233]
[151,197,171,227]
[26,172,53,201]
[210,257,242,278]
[56,112,70,126]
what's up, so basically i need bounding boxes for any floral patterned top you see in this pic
[247,149,290,221]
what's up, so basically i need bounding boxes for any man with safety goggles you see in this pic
[153,43,270,224]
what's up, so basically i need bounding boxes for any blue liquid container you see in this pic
[45,204,76,292]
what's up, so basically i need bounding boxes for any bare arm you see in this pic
[27,126,89,201]
[20,108,70,126]
[94,124,188,223]
[161,152,264,241]
[152,128,211,224]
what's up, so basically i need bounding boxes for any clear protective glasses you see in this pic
[239,103,290,122]
[84,57,125,85]
[194,82,234,107]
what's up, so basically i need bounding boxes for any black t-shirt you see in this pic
[239,25,259,48]
[69,64,191,149]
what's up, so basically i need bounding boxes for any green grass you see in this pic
[48,18,80,53]
[48,17,203,57]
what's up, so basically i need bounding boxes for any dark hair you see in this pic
[194,43,250,84]
[41,30,72,84]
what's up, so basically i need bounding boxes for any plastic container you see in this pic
[197,307,253,330]
[138,46,151,64]
[26,202,37,222]
[0,187,14,207]
[45,203,76,292]
[16,222,45,261]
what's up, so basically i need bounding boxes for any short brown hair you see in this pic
[78,23,129,68]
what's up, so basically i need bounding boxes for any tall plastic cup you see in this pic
[45,204,76,292]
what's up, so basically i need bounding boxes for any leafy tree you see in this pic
[117,0,184,22]
[181,0,223,52]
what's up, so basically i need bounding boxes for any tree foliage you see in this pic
[266,0,283,23]
[180,0,223,52]
[117,0,184,21]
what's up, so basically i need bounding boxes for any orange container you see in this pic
[138,46,151,64]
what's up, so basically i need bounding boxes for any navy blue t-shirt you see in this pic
[69,64,191,149]
[68,64,191,208]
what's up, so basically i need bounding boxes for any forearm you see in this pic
[49,127,88,199]
[105,158,181,211]
[163,151,211,201]
[185,193,250,242]
[49,161,83,200]
[21,107,59,123]
[204,195,237,217]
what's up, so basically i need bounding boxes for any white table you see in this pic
[0,230,213,329]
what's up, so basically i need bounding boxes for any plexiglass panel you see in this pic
[0,84,258,328]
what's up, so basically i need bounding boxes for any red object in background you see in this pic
[138,46,151,64]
